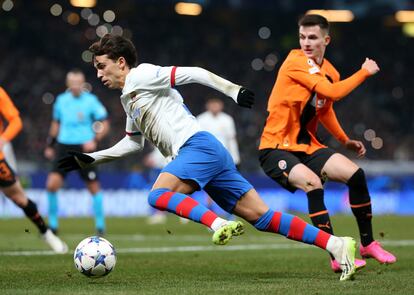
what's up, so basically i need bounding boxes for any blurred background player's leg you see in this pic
[83,169,105,235]
[45,172,63,234]
[1,159,68,253]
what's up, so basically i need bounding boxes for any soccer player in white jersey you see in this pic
[59,34,358,280]
[197,97,240,166]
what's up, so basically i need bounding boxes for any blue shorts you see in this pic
[162,131,253,213]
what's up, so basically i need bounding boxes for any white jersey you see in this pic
[87,64,241,166]
[197,111,240,164]
[120,63,241,161]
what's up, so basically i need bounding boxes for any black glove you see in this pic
[236,87,255,108]
[57,151,95,172]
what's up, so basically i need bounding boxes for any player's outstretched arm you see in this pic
[58,151,95,172]
[57,135,145,172]
[174,67,255,108]
[314,58,379,101]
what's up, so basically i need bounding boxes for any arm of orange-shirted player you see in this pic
[318,104,349,145]
[0,88,23,142]
[314,69,370,101]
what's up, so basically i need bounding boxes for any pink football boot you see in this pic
[330,258,366,273]
[360,241,397,264]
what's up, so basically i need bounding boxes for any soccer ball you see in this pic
[73,236,116,278]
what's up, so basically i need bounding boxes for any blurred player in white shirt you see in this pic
[197,98,240,166]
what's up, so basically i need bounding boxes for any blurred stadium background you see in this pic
[1,0,414,218]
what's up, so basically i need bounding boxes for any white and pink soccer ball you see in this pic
[73,236,116,277]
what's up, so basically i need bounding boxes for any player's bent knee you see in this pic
[302,177,323,191]
[148,188,170,208]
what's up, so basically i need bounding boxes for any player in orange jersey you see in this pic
[0,86,68,253]
[258,14,396,271]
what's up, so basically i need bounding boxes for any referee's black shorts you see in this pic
[52,143,99,182]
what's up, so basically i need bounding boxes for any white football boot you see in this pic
[330,237,357,281]
[42,229,69,254]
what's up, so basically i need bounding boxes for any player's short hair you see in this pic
[298,14,330,34]
[207,97,223,103]
[89,34,138,67]
[67,68,84,76]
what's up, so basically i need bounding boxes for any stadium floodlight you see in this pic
[70,0,96,8]
[175,2,202,16]
[395,10,414,23]
[402,23,414,37]
[306,10,354,22]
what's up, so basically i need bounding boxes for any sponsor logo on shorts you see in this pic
[278,160,287,170]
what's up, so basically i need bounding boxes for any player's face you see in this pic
[66,73,85,97]
[207,100,223,115]
[94,55,125,89]
[299,25,330,64]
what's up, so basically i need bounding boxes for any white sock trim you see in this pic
[210,217,227,232]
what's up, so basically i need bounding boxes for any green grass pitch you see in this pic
[0,215,413,295]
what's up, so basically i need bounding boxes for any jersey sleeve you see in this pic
[91,95,108,121]
[0,87,23,141]
[125,116,141,136]
[52,95,62,122]
[286,57,326,91]
[124,63,174,94]
[318,102,349,144]
[313,69,369,101]
[174,67,241,101]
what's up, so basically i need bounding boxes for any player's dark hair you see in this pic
[89,34,138,67]
[298,14,330,33]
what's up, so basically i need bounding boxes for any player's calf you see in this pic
[148,188,230,232]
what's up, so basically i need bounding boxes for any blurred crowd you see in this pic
[1,1,413,172]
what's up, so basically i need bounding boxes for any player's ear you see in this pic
[117,56,127,69]
[324,35,331,46]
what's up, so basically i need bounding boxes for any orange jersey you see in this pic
[0,87,22,160]
[259,49,368,154]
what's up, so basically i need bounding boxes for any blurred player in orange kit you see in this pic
[0,86,68,253]
[258,14,396,272]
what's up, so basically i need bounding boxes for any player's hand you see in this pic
[237,87,255,108]
[57,151,95,172]
[44,147,55,160]
[345,139,366,158]
[361,58,380,76]
[82,140,97,152]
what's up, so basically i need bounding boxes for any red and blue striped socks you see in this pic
[148,188,226,230]
[254,209,331,249]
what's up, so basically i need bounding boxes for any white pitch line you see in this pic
[0,239,413,256]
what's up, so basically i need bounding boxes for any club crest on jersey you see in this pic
[278,160,287,170]
[317,98,326,108]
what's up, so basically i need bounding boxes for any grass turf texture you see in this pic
[0,215,413,295]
